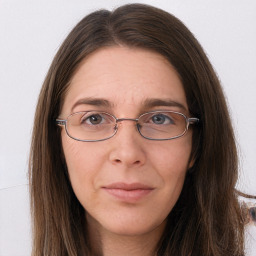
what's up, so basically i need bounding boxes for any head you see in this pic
[30,3,243,255]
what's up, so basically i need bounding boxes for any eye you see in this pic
[87,114,103,125]
[81,113,105,125]
[151,114,174,125]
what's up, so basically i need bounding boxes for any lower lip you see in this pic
[103,188,153,202]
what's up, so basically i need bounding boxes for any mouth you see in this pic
[102,182,154,202]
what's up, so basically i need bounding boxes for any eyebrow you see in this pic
[71,97,187,112]
[142,98,187,111]
[71,97,114,112]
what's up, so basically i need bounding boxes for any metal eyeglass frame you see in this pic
[56,110,199,142]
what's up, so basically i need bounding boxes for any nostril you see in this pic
[113,159,141,165]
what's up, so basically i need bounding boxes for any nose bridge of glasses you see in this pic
[114,118,140,132]
[116,117,139,124]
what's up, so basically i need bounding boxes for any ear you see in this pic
[188,156,195,169]
[187,152,196,173]
[188,131,200,173]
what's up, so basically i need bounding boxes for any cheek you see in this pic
[148,136,192,203]
[150,135,192,175]
[61,133,106,197]
[62,128,105,168]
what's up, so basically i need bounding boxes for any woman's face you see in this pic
[60,46,193,236]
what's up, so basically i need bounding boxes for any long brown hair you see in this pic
[29,4,245,255]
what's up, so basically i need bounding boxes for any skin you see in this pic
[60,46,193,256]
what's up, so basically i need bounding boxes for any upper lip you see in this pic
[103,182,154,190]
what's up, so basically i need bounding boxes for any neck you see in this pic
[86,215,166,256]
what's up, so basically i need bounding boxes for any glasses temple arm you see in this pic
[188,117,199,124]
[56,119,66,126]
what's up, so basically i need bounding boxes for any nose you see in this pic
[108,121,146,168]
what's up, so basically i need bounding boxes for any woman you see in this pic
[29,3,247,255]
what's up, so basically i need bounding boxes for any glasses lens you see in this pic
[138,111,187,140]
[66,111,116,141]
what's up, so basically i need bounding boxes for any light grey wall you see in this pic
[0,0,255,255]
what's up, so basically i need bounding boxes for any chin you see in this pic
[98,214,167,237]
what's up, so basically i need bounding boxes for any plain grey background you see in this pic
[0,0,255,255]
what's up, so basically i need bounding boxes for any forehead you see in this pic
[61,46,187,115]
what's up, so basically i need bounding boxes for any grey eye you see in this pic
[151,114,174,124]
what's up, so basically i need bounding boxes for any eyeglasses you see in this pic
[56,110,199,142]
